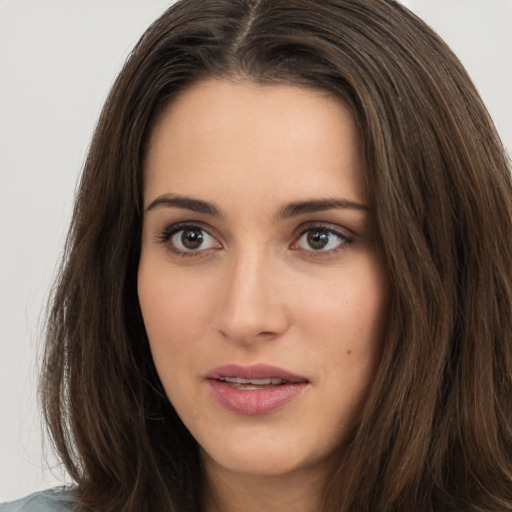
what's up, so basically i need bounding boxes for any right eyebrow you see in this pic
[145,194,222,217]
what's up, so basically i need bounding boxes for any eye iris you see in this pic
[307,230,329,250]
[181,229,203,249]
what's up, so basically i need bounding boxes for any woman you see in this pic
[3,0,512,510]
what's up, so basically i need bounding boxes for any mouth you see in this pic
[206,363,308,381]
[206,364,309,415]
[216,376,289,390]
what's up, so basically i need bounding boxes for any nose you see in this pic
[214,249,290,345]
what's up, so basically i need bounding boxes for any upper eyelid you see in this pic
[155,221,354,247]
[160,220,350,233]
[158,221,219,239]
[297,227,350,240]
[294,221,354,238]
[156,224,221,257]
[294,226,351,246]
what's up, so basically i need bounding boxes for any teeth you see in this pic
[220,377,284,385]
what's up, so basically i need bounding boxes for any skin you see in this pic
[138,78,389,512]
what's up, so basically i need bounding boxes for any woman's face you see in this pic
[138,79,389,480]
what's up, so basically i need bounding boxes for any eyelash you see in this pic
[156,222,352,258]
[292,224,352,256]
[156,222,221,258]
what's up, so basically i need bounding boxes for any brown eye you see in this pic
[167,226,221,254]
[307,230,330,250]
[295,228,349,253]
[181,228,204,249]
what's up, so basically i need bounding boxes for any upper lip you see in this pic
[206,363,309,383]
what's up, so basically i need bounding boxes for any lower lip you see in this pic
[208,380,308,415]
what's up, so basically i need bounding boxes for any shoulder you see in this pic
[0,488,76,512]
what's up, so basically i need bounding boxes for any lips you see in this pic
[218,376,286,389]
[206,364,309,415]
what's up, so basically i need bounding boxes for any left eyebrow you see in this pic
[277,198,370,219]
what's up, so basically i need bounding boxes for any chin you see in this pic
[210,452,297,476]
[200,432,336,479]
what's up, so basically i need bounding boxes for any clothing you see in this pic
[0,488,75,512]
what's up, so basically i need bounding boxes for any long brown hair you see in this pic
[41,0,512,510]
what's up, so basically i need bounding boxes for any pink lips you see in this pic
[206,364,309,416]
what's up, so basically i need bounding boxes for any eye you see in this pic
[293,227,350,253]
[159,224,221,256]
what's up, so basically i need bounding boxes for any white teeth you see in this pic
[221,377,284,385]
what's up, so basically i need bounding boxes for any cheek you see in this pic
[137,261,213,381]
[138,261,215,339]
[294,257,388,409]
[294,261,388,345]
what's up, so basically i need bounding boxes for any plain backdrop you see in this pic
[1,0,511,501]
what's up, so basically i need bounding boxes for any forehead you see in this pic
[143,78,367,207]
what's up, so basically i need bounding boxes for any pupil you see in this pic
[307,230,329,250]
[182,229,203,249]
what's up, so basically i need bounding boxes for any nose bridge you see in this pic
[215,244,287,343]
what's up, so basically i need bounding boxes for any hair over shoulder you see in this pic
[41,1,512,510]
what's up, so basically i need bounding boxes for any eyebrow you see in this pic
[277,198,370,219]
[145,194,370,218]
[145,194,222,216]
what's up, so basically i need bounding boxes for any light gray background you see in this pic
[1,0,511,501]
